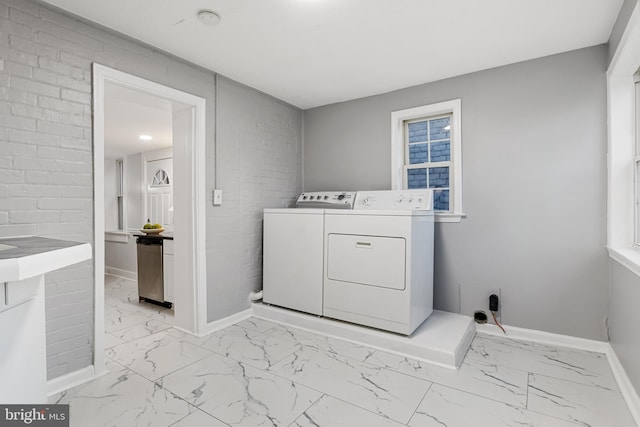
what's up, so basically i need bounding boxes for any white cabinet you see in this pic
[163,239,174,303]
[0,277,46,404]
[0,237,91,404]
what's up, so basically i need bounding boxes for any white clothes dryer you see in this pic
[323,189,434,335]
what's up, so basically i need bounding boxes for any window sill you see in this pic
[434,212,466,223]
[607,246,640,278]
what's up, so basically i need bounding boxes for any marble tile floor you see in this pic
[103,275,174,347]
[51,287,635,426]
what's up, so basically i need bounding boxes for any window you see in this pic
[405,115,452,210]
[391,99,463,221]
[151,169,170,187]
[607,7,640,275]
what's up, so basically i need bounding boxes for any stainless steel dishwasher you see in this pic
[136,236,171,308]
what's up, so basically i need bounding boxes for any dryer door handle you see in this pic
[355,241,372,248]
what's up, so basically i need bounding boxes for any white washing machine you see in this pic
[262,192,356,315]
[323,189,434,335]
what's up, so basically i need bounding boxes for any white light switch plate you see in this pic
[213,189,222,206]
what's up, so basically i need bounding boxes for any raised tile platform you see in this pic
[252,303,475,369]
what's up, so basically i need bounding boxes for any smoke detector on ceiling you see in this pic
[197,10,221,26]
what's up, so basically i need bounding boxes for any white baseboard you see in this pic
[606,345,640,425]
[105,267,136,281]
[47,365,99,397]
[475,322,610,353]
[477,322,640,426]
[199,308,252,336]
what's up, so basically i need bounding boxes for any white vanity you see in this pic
[0,236,91,404]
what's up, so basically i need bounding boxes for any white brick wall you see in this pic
[0,0,96,379]
[0,0,303,379]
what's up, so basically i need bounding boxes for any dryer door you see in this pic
[327,233,406,290]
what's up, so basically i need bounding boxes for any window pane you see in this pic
[428,166,449,188]
[433,189,450,211]
[407,168,427,189]
[430,117,450,140]
[409,143,429,164]
[408,121,428,143]
[117,196,124,231]
[636,82,640,153]
[430,140,450,162]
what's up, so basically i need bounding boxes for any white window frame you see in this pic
[635,76,640,246]
[115,158,126,231]
[391,99,464,222]
[607,2,640,277]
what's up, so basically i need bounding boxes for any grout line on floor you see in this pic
[407,382,433,426]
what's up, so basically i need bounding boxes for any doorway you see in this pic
[93,64,207,375]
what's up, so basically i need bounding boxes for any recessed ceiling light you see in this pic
[139,134,152,141]
[197,10,221,26]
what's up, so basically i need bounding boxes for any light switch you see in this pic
[213,189,222,206]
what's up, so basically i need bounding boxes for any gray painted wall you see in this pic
[105,238,136,274]
[0,0,302,379]
[207,76,302,321]
[607,1,640,395]
[609,260,640,391]
[609,0,638,64]
[303,45,609,340]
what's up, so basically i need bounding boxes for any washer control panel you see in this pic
[296,191,357,209]
[354,189,433,210]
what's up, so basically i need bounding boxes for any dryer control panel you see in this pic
[296,191,356,209]
[354,189,433,210]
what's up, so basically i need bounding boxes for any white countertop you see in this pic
[0,236,92,282]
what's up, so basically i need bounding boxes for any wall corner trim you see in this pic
[47,365,100,397]
[199,309,253,336]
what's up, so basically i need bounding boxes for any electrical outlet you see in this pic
[459,284,501,321]
[213,189,222,206]
[489,294,499,312]
[488,288,502,322]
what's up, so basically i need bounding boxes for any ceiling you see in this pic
[104,83,173,159]
[43,0,623,109]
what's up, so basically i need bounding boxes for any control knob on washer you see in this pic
[337,194,345,200]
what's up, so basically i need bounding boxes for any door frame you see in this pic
[92,64,207,375]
